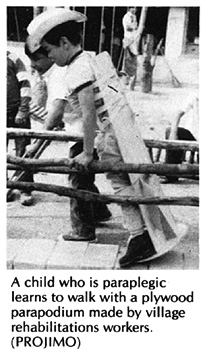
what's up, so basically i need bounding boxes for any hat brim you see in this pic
[27,8,87,53]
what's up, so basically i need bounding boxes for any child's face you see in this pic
[30,54,53,75]
[41,40,69,67]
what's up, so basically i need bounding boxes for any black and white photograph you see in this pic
[6,4,199,270]
[3,2,204,355]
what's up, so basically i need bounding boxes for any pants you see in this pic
[7,107,34,189]
[122,47,137,78]
[96,124,145,237]
[69,142,111,238]
[165,126,196,182]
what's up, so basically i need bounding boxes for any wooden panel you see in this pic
[91,52,187,259]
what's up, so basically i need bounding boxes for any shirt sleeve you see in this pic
[48,67,68,102]
[66,55,95,94]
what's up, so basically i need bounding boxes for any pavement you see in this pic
[7,85,199,270]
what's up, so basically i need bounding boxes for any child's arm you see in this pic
[26,99,66,156]
[69,84,97,169]
[14,55,31,124]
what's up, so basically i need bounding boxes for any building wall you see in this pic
[165,7,189,58]
[144,56,198,86]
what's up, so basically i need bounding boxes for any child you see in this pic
[25,43,111,240]
[7,50,34,206]
[27,8,156,267]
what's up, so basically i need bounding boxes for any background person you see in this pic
[7,50,34,206]
[122,7,138,89]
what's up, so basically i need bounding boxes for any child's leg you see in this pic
[96,125,156,266]
[68,142,96,240]
[107,172,145,237]
[65,142,111,241]
[96,125,145,236]
[15,117,34,184]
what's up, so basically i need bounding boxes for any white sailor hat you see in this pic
[27,7,87,53]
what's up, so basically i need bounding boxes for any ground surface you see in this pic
[7,83,199,270]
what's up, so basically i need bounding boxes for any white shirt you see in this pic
[30,64,69,123]
[122,11,138,54]
[64,51,107,135]
[42,64,68,111]
[122,11,138,39]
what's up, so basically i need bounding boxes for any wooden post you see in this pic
[7,155,199,177]
[141,34,154,93]
[130,7,148,90]
[7,181,199,207]
[13,7,20,42]
[7,163,199,181]
[135,7,148,53]
[98,7,105,53]
[110,7,116,60]
[82,6,87,49]
[6,128,199,152]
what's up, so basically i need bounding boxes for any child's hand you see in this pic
[15,115,28,125]
[68,151,93,171]
[25,142,40,157]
